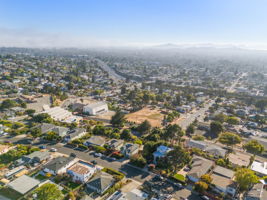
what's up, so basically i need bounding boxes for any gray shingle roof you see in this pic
[44,156,75,172]
[86,172,114,194]
[8,175,40,195]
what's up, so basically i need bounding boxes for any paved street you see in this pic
[176,100,214,129]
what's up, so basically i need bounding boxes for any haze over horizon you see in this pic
[1,0,267,49]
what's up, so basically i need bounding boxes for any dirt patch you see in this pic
[126,107,164,127]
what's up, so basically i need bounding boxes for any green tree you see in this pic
[186,124,195,135]
[120,129,132,141]
[0,99,17,109]
[166,146,191,173]
[226,116,239,125]
[111,111,126,128]
[137,120,152,135]
[200,174,212,184]
[255,99,267,112]
[210,121,223,136]
[35,183,63,200]
[235,168,258,192]
[25,109,36,116]
[130,154,146,168]
[164,124,184,144]
[194,181,208,193]
[219,132,242,149]
[243,140,265,155]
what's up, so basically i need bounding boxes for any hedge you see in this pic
[172,173,186,183]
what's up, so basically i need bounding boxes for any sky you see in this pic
[1,0,267,48]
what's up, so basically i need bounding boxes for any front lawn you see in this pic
[64,181,81,190]
[172,173,186,183]
[35,174,48,181]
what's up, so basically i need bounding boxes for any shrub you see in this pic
[130,154,146,168]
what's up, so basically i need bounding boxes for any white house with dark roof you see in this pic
[121,143,139,158]
[43,155,76,175]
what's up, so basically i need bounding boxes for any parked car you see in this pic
[94,153,102,157]
[91,160,97,165]
[200,195,209,200]
[39,145,46,149]
[50,148,57,152]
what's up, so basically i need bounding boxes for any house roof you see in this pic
[7,175,40,195]
[86,136,105,146]
[246,183,264,199]
[23,151,50,162]
[228,152,250,167]
[187,156,214,179]
[123,143,139,154]
[68,128,86,139]
[106,139,124,148]
[187,140,207,150]
[125,189,149,200]
[213,166,234,179]
[38,123,55,134]
[84,102,107,109]
[68,162,94,175]
[205,145,227,157]
[211,174,235,189]
[251,161,267,176]
[44,156,75,172]
[86,172,114,192]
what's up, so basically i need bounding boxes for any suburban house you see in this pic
[105,139,124,150]
[153,145,173,164]
[244,183,267,200]
[0,144,11,155]
[64,128,87,142]
[7,175,40,195]
[83,102,108,115]
[211,166,236,197]
[16,151,50,166]
[251,161,267,176]
[228,152,250,167]
[52,126,69,137]
[84,136,106,147]
[205,145,227,158]
[86,171,115,194]
[120,143,139,158]
[186,140,207,150]
[186,139,226,158]
[43,155,76,175]
[107,189,149,200]
[187,156,214,182]
[67,161,96,183]
[37,123,56,134]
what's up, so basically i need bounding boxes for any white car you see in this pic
[50,148,57,152]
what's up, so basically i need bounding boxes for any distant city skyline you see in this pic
[1,0,267,49]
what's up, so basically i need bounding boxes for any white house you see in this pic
[67,161,96,183]
[43,156,76,175]
[251,161,267,176]
[153,145,173,164]
[83,102,108,115]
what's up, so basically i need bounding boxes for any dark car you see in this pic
[91,160,97,165]
[70,153,77,157]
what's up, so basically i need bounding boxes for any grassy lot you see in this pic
[64,181,81,190]
[0,187,22,200]
[126,107,164,127]
[172,173,186,183]
[35,174,48,181]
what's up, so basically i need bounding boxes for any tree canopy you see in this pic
[35,183,63,200]
[243,140,265,155]
[218,132,242,147]
[235,168,258,192]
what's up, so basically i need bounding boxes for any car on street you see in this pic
[94,153,102,157]
[200,195,209,200]
[91,160,97,165]
[39,145,46,149]
[50,148,57,152]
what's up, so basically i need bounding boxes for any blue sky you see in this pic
[0,0,267,47]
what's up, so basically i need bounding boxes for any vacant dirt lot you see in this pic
[126,107,164,127]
